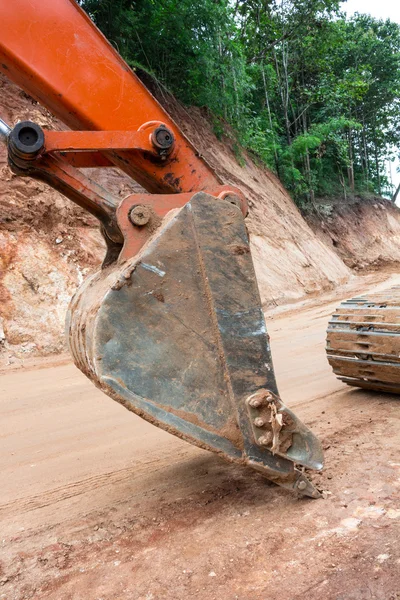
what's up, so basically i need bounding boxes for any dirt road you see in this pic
[1,275,399,600]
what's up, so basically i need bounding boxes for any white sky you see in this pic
[343,0,400,22]
[341,0,400,197]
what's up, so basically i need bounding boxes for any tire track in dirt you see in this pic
[0,449,192,518]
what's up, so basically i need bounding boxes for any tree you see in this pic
[80,0,400,205]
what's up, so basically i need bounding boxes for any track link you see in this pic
[326,286,400,394]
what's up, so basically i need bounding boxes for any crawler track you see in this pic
[327,286,400,394]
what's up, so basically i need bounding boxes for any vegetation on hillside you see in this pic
[80,0,400,206]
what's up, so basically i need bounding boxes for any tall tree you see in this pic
[80,0,400,205]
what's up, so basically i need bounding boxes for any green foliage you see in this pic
[80,0,400,205]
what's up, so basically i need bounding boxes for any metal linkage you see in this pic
[3,119,248,258]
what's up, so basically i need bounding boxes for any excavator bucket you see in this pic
[67,193,323,497]
[0,0,323,497]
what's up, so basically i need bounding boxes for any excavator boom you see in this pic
[0,0,323,496]
[0,0,218,193]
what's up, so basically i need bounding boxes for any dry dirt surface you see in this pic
[0,274,399,600]
[306,197,400,272]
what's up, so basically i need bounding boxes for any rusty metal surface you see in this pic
[67,193,323,497]
[327,286,400,394]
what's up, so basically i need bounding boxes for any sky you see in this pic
[341,0,400,197]
[342,0,400,22]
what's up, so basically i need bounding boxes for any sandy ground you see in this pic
[0,275,399,600]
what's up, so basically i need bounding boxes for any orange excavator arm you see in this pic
[0,0,220,193]
[0,0,324,497]
[0,0,246,257]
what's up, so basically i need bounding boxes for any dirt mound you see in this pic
[307,197,400,270]
[0,76,100,366]
[1,71,397,365]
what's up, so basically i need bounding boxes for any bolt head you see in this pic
[223,193,242,210]
[254,417,265,428]
[129,204,151,227]
[297,480,307,491]
[157,129,172,146]
[258,434,272,446]
[151,126,174,151]
[249,398,262,408]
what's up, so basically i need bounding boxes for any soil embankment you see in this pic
[306,197,400,270]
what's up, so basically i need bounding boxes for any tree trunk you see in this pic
[392,182,400,203]
[231,64,240,124]
[217,31,227,120]
[302,111,314,203]
[374,142,381,196]
[362,112,369,185]
[262,64,280,177]
[273,47,291,146]
[347,128,355,192]
[338,167,347,201]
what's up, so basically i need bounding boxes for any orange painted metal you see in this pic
[44,129,157,155]
[60,152,113,169]
[7,116,247,245]
[0,0,221,194]
[115,184,246,261]
[0,0,248,257]
[116,193,195,261]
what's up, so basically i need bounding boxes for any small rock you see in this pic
[377,554,390,563]
[208,571,216,577]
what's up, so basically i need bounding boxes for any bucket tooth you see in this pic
[246,390,324,470]
[67,192,324,496]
